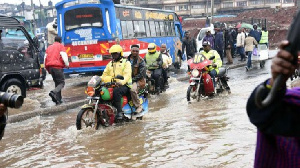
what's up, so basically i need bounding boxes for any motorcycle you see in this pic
[76,75,148,130]
[186,54,230,102]
[146,65,165,95]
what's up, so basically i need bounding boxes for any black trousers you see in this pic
[49,67,65,101]
[217,50,224,62]
[113,85,130,113]
[162,68,168,84]
[150,69,162,89]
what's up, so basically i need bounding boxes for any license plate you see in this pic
[79,54,94,59]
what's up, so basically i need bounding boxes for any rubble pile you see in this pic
[182,6,298,49]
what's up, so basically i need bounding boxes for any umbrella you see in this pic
[236,23,261,30]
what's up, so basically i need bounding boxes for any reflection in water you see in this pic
[0,70,266,167]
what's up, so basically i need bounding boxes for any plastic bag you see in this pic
[253,47,258,56]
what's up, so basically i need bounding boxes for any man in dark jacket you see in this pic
[203,30,215,49]
[224,28,233,64]
[214,28,224,61]
[230,28,237,58]
[128,45,146,113]
[249,24,261,43]
[182,31,197,58]
[247,40,300,167]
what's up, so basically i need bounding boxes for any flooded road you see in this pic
[0,61,273,167]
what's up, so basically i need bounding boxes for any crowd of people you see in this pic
[196,24,269,71]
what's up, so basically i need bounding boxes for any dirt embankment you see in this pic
[182,6,298,49]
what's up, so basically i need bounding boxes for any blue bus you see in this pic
[55,0,185,74]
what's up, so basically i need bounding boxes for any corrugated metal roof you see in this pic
[0,15,21,27]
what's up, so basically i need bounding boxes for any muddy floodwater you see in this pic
[0,61,273,168]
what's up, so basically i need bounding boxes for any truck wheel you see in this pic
[1,79,26,97]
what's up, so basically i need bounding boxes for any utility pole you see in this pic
[211,0,214,23]
[31,0,36,35]
[206,0,208,17]
[39,0,44,27]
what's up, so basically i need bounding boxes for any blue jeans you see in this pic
[247,51,252,68]
[209,69,217,88]
[237,47,245,60]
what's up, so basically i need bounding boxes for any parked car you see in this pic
[0,15,44,97]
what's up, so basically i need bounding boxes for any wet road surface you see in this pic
[0,60,274,167]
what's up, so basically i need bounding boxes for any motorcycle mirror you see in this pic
[115,75,124,80]
[209,56,215,60]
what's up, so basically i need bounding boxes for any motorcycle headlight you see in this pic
[191,69,199,77]
[85,86,95,96]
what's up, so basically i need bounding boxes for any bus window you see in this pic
[106,9,111,34]
[149,21,156,37]
[126,21,134,38]
[159,22,166,36]
[145,21,150,37]
[164,22,169,36]
[64,7,103,31]
[175,24,182,38]
[121,21,128,39]
[133,21,146,38]
[155,22,160,36]
[170,22,175,36]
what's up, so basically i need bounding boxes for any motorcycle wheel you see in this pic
[76,108,100,130]
[187,85,197,102]
[196,83,201,102]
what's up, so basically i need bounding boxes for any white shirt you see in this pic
[236,32,246,47]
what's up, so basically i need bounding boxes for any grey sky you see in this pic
[1,0,61,6]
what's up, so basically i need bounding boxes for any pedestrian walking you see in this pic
[244,34,258,70]
[182,31,197,58]
[224,29,233,64]
[259,27,269,48]
[214,28,224,62]
[203,30,215,49]
[230,27,237,58]
[249,24,261,43]
[44,36,69,105]
[236,28,246,61]
[46,19,58,46]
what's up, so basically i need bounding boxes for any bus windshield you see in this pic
[64,7,103,30]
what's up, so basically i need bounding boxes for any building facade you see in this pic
[137,0,295,17]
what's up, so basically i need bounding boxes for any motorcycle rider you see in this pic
[127,44,146,114]
[144,43,163,92]
[101,45,132,119]
[200,41,231,93]
[160,44,172,87]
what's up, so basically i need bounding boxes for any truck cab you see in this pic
[0,15,44,97]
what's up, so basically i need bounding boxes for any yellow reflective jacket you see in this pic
[259,31,268,44]
[101,58,132,88]
[200,50,222,74]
